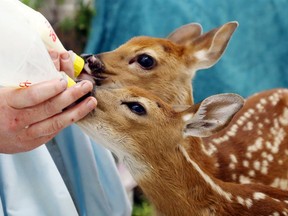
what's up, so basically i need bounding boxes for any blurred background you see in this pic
[24,0,288,102]
[22,0,95,54]
[22,0,288,215]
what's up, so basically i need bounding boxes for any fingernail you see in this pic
[60,52,70,61]
[87,98,97,110]
[60,78,68,89]
[50,51,59,60]
[76,80,92,93]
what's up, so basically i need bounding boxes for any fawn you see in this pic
[78,87,288,216]
[80,21,288,189]
[203,88,288,189]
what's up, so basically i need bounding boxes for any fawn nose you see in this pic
[81,54,105,74]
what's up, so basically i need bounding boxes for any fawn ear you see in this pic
[189,21,238,70]
[183,93,244,137]
[167,23,203,45]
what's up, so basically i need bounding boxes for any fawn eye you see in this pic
[122,102,147,116]
[137,54,155,70]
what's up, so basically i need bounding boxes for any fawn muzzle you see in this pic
[80,54,106,86]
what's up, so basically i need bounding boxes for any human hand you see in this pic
[0,78,96,153]
[49,50,74,78]
[0,50,96,154]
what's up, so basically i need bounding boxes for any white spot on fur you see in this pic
[248,170,255,177]
[240,115,247,122]
[246,152,252,159]
[179,145,233,201]
[236,196,244,205]
[236,197,253,208]
[212,135,229,145]
[268,93,280,106]
[245,198,253,208]
[260,98,267,105]
[229,163,235,170]
[279,108,288,126]
[271,178,288,190]
[261,151,268,158]
[243,121,254,131]
[243,160,249,168]
[207,143,218,155]
[230,154,238,163]
[267,154,274,162]
[264,118,271,124]
[247,138,263,154]
[262,160,268,167]
[236,119,244,126]
[227,130,236,137]
[253,192,266,200]
[266,141,272,149]
[261,166,268,175]
[256,103,265,112]
[268,122,286,155]
[244,112,252,118]
[239,175,251,184]
[253,161,261,171]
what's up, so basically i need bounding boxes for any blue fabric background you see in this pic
[85,0,288,102]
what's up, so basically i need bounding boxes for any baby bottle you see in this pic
[0,0,84,88]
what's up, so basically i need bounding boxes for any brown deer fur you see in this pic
[203,88,288,189]
[80,22,288,189]
[78,87,288,216]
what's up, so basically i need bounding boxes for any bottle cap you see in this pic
[67,76,76,87]
[73,54,85,77]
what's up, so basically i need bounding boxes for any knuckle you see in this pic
[44,100,58,116]
[76,107,89,120]
[28,90,41,105]
[70,89,82,101]
[51,119,65,133]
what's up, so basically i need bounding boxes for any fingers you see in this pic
[60,52,74,78]
[49,50,60,71]
[22,80,94,125]
[50,50,74,78]
[6,78,67,109]
[24,96,97,138]
[10,96,96,153]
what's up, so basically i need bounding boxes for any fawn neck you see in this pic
[124,136,232,215]
[124,135,288,216]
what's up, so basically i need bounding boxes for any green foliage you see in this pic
[21,0,95,37]
[21,0,95,52]
[21,0,44,10]
[59,0,95,37]
[132,200,153,216]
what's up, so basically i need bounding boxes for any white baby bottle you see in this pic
[0,0,84,88]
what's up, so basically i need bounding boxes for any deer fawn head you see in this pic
[78,88,288,215]
[80,21,238,105]
[78,87,243,170]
